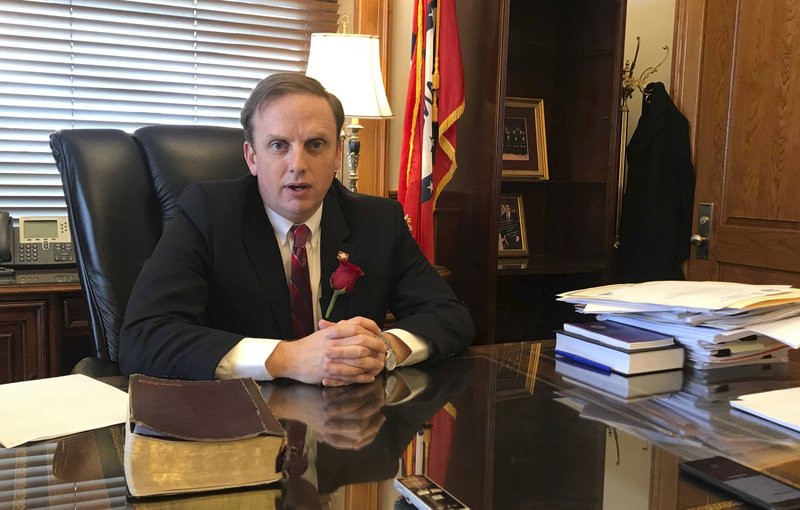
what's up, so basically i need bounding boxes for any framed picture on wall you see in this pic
[502,97,549,180]
[498,194,528,257]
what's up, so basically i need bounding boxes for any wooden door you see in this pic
[673,0,800,287]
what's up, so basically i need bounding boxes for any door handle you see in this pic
[690,234,708,246]
[693,203,714,259]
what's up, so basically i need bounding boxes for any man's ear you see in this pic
[334,138,343,172]
[243,141,258,176]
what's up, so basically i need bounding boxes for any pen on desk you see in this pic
[554,350,614,374]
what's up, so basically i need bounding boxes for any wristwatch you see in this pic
[379,333,397,371]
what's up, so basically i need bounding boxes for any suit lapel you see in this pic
[320,183,356,322]
[241,183,293,339]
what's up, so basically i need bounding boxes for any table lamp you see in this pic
[306,25,393,192]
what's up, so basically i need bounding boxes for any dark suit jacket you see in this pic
[118,176,474,380]
[616,82,695,282]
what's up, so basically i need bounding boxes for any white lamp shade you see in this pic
[306,33,393,119]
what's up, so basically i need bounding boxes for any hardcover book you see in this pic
[124,375,285,499]
[563,320,674,350]
[555,331,685,375]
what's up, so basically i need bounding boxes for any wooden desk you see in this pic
[2,342,799,509]
[0,269,90,383]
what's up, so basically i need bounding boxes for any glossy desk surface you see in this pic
[2,341,799,509]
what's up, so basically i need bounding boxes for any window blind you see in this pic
[0,0,339,218]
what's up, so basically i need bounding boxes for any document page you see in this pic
[0,374,128,448]
[747,315,800,349]
[731,386,800,433]
[560,281,793,310]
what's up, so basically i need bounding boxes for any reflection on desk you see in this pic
[269,359,475,501]
[1,342,799,509]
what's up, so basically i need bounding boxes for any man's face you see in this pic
[244,93,341,224]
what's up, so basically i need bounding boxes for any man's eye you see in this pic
[269,141,286,151]
[309,140,324,150]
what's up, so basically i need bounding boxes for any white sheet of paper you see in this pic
[0,374,128,448]
[580,302,673,314]
[731,386,800,433]
[748,315,800,349]
[559,281,793,310]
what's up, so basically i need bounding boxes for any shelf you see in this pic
[497,254,605,275]
[0,268,81,292]
[441,0,623,343]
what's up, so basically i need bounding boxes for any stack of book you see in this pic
[557,281,800,369]
[555,319,685,377]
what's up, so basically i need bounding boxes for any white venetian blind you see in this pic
[0,0,339,218]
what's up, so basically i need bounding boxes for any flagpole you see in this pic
[431,0,441,123]
[429,1,442,261]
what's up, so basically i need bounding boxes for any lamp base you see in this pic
[346,117,363,193]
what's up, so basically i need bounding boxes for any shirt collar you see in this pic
[265,203,324,249]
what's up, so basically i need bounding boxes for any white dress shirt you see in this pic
[215,203,430,380]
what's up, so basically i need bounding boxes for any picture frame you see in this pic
[498,194,528,257]
[501,97,549,180]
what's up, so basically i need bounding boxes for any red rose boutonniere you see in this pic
[325,251,365,319]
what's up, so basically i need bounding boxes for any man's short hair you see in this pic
[240,72,345,145]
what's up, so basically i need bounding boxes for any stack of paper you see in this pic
[558,281,800,369]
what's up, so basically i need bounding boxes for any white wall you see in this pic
[387,1,413,192]
[603,430,653,510]
[624,0,676,144]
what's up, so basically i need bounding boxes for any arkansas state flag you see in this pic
[397,0,465,263]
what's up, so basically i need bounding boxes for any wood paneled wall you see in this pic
[353,0,391,197]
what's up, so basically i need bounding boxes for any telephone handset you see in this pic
[0,212,12,275]
[0,211,11,263]
[0,212,76,269]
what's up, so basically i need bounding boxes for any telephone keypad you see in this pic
[16,243,74,264]
[18,244,39,262]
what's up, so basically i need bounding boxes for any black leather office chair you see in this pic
[49,126,249,376]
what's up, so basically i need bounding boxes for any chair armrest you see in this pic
[71,357,122,378]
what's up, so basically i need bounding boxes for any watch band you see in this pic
[378,332,397,371]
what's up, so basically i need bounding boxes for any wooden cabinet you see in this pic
[436,0,626,343]
[0,271,91,383]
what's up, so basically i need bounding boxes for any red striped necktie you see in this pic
[289,224,314,339]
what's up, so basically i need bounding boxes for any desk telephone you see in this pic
[0,212,76,271]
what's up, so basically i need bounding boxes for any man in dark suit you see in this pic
[118,73,474,385]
